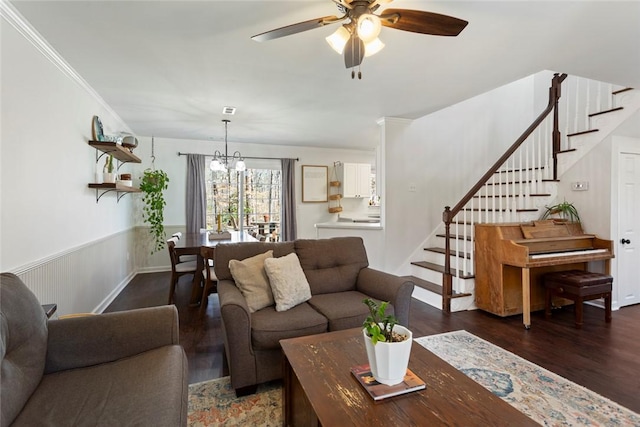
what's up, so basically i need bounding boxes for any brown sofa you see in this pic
[214,236,415,395]
[0,273,188,427]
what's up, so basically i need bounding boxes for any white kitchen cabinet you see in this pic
[341,162,371,198]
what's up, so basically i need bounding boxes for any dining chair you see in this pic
[199,246,218,315]
[171,232,197,262]
[167,237,199,305]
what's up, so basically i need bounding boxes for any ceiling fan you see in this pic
[251,0,468,78]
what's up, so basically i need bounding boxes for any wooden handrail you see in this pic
[441,73,567,313]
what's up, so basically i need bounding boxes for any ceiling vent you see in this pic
[222,106,236,115]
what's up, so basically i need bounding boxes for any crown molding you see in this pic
[0,1,131,131]
[376,117,413,127]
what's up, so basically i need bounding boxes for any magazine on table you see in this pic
[350,364,426,401]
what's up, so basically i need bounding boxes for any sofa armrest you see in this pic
[44,305,180,374]
[217,280,258,390]
[356,268,415,327]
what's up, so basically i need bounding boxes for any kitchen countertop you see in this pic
[315,222,383,230]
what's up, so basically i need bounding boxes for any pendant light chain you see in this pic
[151,136,156,170]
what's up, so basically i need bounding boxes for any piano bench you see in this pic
[543,270,612,329]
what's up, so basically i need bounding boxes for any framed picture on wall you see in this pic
[302,165,328,202]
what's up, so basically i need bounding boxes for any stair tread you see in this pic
[411,261,475,279]
[402,276,472,298]
[612,87,633,95]
[567,129,599,137]
[425,247,471,259]
[589,106,623,117]
[557,148,577,154]
[436,233,472,241]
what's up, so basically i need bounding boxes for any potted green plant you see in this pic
[540,200,581,223]
[362,298,412,386]
[140,168,169,254]
[103,154,116,183]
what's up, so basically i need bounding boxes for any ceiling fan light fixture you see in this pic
[364,37,385,57]
[326,25,350,54]
[357,13,381,43]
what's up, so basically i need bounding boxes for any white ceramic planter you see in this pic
[103,172,116,184]
[363,324,412,386]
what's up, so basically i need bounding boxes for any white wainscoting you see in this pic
[11,228,137,316]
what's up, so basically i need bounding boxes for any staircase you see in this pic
[407,74,640,312]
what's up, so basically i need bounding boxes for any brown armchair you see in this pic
[0,273,188,426]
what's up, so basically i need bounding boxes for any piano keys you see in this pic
[474,220,614,328]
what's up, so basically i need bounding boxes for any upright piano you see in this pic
[474,220,613,328]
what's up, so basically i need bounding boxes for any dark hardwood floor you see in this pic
[106,272,640,413]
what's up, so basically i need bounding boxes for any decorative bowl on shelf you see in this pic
[122,136,138,151]
[116,179,133,187]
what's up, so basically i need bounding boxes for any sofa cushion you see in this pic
[308,291,395,332]
[214,241,295,281]
[251,303,327,350]
[0,273,48,427]
[12,345,188,426]
[295,237,368,295]
[264,253,312,312]
[229,250,274,313]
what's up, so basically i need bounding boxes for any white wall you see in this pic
[1,19,136,313]
[381,74,538,273]
[555,137,613,239]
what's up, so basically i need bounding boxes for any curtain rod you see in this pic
[177,152,298,161]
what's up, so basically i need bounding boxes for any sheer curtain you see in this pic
[186,154,206,234]
[281,158,297,241]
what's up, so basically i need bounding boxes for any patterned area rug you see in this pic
[416,330,640,427]
[188,377,281,426]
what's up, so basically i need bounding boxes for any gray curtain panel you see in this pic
[281,158,297,241]
[186,154,207,234]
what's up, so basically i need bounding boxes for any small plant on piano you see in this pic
[540,200,581,223]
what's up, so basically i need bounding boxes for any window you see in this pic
[206,162,282,241]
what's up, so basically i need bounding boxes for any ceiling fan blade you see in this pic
[344,35,365,68]
[379,9,468,36]
[252,15,343,42]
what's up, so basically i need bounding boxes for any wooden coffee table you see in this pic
[281,328,537,426]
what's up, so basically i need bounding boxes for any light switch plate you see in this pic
[571,181,589,191]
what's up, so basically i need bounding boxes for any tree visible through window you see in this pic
[206,167,282,241]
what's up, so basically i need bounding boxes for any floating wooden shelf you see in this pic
[88,141,141,163]
[88,140,141,203]
[88,183,141,202]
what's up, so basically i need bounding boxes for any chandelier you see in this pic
[210,119,246,172]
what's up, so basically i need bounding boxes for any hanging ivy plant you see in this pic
[140,168,170,253]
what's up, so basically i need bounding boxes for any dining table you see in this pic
[174,230,258,305]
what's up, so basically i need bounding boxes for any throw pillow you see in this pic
[229,250,274,313]
[264,253,312,312]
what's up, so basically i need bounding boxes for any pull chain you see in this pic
[151,136,156,170]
